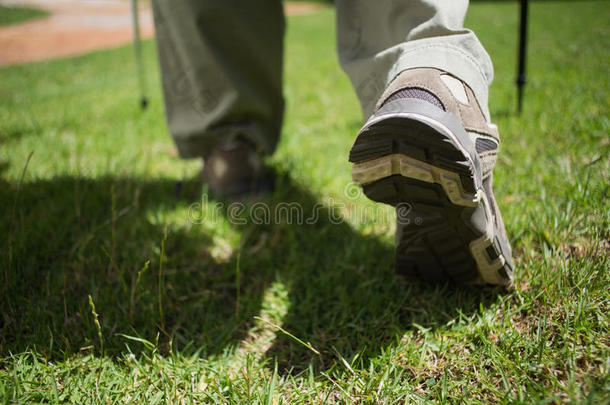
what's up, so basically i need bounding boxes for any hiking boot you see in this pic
[349,68,514,286]
[202,140,274,200]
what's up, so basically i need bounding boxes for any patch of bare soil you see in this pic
[0,0,324,66]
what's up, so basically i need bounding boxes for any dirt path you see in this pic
[0,0,323,67]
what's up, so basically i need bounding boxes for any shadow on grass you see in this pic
[0,174,252,358]
[0,171,497,374]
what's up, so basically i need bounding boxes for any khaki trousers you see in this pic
[152,0,493,158]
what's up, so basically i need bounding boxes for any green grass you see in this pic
[1,1,608,403]
[0,5,49,26]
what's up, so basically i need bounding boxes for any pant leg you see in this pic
[152,0,285,158]
[336,0,494,121]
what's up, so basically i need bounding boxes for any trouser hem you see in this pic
[173,125,279,159]
[358,40,493,121]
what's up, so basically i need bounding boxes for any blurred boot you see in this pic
[202,139,274,199]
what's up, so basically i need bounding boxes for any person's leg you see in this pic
[338,0,514,286]
[152,0,285,159]
[336,0,493,121]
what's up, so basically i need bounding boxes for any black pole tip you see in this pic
[517,88,524,115]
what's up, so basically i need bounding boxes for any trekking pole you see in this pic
[516,0,529,115]
[130,0,148,109]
